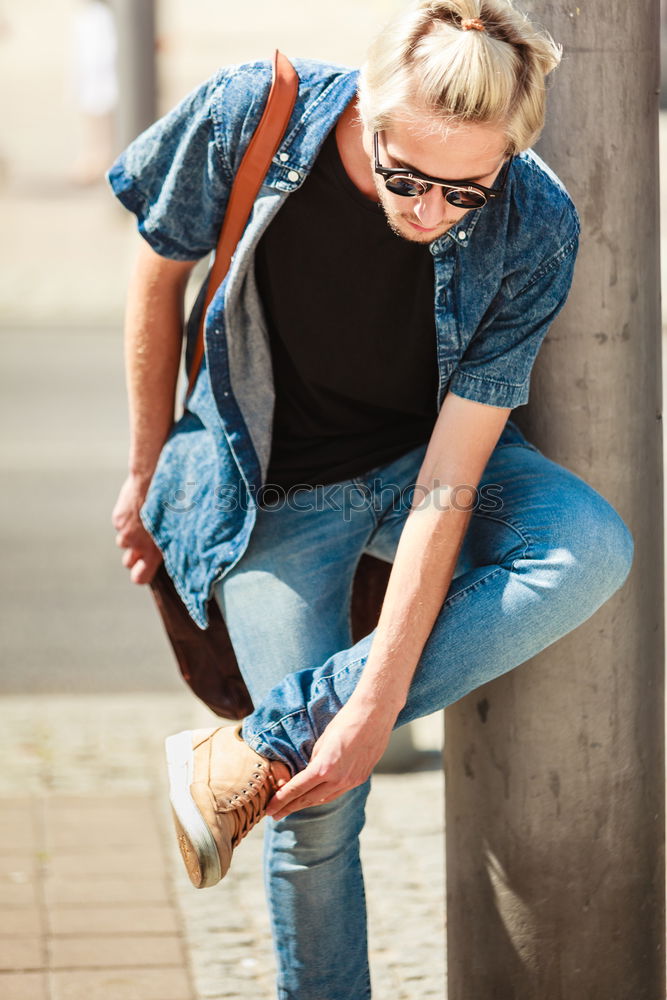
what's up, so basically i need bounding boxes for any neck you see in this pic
[335,98,379,202]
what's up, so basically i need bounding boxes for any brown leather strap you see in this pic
[186,50,299,398]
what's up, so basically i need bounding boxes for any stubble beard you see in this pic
[373,179,458,245]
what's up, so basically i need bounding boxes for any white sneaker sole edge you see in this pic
[164,730,222,889]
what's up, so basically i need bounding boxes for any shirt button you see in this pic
[458,230,467,240]
[287,170,300,182]
[279,152,289,162]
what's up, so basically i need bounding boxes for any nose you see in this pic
[412,186,448,228]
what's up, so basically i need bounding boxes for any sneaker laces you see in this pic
[229,762,277,848]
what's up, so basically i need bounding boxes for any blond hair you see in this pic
[358,0,562,154]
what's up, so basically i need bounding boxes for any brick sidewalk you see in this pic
[0,796,192,1000]
[0,695,445,1000]
[0,694,203,1000]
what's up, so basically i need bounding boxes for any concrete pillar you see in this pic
[111,0,157,149]
[445,3,664,998]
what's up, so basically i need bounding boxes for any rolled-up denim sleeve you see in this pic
[448,228,579,409]
[106,71,231,261]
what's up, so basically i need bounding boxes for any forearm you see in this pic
[267,486,475,818]
[352,489,473,716]
[124,242,195,487]
[350,394,510,719]
[265,396,510,817]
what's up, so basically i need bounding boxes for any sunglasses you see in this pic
[373,132,512,209]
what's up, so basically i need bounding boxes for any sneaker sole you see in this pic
[165,730,222,889]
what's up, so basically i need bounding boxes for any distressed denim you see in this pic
[107,58,580,628]
[214,420,633,999]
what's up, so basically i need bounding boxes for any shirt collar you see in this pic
[275,67,360,176]
[430,157,518,255]
[430,204,484,255]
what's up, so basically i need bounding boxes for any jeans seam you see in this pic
[470,511,536,565]
[245,706,310,755]
[352,476,381,529]
[246,663,365,753]
[346,551,372,642]
[495,439,541,455]
[311,659,364,694]
[439,563,507,608]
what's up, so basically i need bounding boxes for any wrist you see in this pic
[128,461,155,489]
[348,687,405,724]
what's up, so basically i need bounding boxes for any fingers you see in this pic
[266,767,328,818]
[113,501,162,585]
[112,477,158,570]
[130,559,149,585]
[122,548,139,569]
[115,526,150,551]
[270,791,333,821]
[115,536,159,578]
[132,547,162,583]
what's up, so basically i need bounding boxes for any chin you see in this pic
[391,217,446,243]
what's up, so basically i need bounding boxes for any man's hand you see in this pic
[112,240,197,586]
[266,699,397,820]
[112,473,163,584]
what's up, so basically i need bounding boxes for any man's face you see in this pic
[362,117,509,244]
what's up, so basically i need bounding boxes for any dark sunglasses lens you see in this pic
[385,176,425,198]
[445,188,486,209]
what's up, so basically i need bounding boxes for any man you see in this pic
[109,1,634,997]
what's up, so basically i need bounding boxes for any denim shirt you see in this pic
[108,58,580,628]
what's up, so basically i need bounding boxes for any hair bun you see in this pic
[461,17,485,31]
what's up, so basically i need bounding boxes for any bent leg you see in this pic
[214,489,374,1000]
[242,430,634,770]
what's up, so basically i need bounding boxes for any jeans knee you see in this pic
[560,487,634,604]
[587,497,633,595]
[516,480,634,623]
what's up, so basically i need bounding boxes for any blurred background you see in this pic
[0,0,405,692]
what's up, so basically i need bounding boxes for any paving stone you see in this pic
[49,933,185,969]
[44,876,171,906]
[0,881,38,906]
[0,815,38,853]
[44,805,160,835]
[0,970,48,1000]
[47,905,179,936]
[45,850,163,878]
[0,907,43,936]
[49,966,193,1000]
[0,856,38,877]
[43,797,157,815]
[0,935,43,970]
[44,825,163,853]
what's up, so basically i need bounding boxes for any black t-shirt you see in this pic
[255,125,439,489]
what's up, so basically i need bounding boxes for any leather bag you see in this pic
[149,51,392,719]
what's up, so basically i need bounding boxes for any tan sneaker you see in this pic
[165,725,278,888]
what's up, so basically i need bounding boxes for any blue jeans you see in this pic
[214,419,633,1000]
